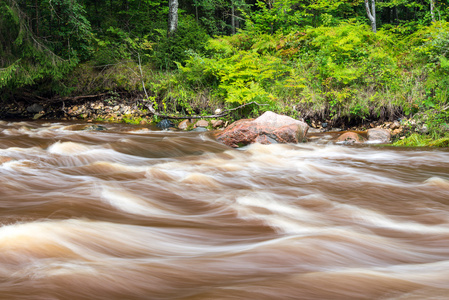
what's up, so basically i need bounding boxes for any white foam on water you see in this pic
[127,128,152,134]
[90,161,148,173]
[424,177,449,189]
[233,193,327,234]
[0,219,268,262]
[344,204,449,234]
[45,141,149,168]
[100,186,171,217]
[180,172,220,188]
[47,141,92,155]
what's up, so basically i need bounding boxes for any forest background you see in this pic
[1,0,448,144]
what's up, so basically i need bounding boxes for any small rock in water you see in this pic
[336,132,366,144]
[321,122,328,128]
[83,125,107,131]
[192,127,208,132]
[329,128,343,132]
[157,119,174,130]
[308,128,322,133]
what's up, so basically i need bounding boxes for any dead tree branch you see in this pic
[142,101,268,120]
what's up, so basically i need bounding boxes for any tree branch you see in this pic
[143,101,268,120]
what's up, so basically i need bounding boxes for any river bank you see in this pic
[2,95,439,147]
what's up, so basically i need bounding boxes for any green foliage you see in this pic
[192,0,249,35]
[409,21,449,63]
[394,133,449,147]
[244,0,308,35]
[180,35,290,106]
[0,1,78,93]
[299,22,400,87]
[91,27,153,66]
[400,21,449,139]
[152,15,210,69]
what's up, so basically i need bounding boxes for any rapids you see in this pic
[0,120,449,300]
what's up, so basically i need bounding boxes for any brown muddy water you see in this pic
[1,121,449,300]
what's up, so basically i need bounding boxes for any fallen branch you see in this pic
[143,101,267,120]
[20,92,113,103]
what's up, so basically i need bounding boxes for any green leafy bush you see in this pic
[152,15,210,70]
[180,36,290,106]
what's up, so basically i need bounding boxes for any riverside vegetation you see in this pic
[1,0,449,146]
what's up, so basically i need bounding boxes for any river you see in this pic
[1,121,449,300]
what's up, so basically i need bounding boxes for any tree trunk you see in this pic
[430,0,436,22]
[364,0,376,33]
[194,0,198,22]
[34,0,39,36]
[231,4,235,35]
[168,0,178,37]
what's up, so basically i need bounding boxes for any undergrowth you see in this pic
[394,133,449,147]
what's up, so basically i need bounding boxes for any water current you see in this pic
[1,121,449,300]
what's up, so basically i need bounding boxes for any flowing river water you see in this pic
[1,121,449,300]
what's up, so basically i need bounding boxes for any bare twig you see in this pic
[21,92,111,103]
[143,101,268,120]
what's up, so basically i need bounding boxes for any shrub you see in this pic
[152,15,210,70]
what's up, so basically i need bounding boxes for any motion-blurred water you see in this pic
[1,121,449,300]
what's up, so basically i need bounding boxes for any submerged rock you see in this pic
[83,124,108,131]
[336,132,366,144]
[192,127,208,132]
[215,111,309,148]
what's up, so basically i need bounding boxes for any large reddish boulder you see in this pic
[215,111,309,147]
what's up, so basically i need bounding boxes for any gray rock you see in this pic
[328,128,343,132]
[367,128,391,143]
[192,127,208,132]
[27,104,44,113]
[83,125,107,131]
[157,119,174,130]
[308,128,323,133]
